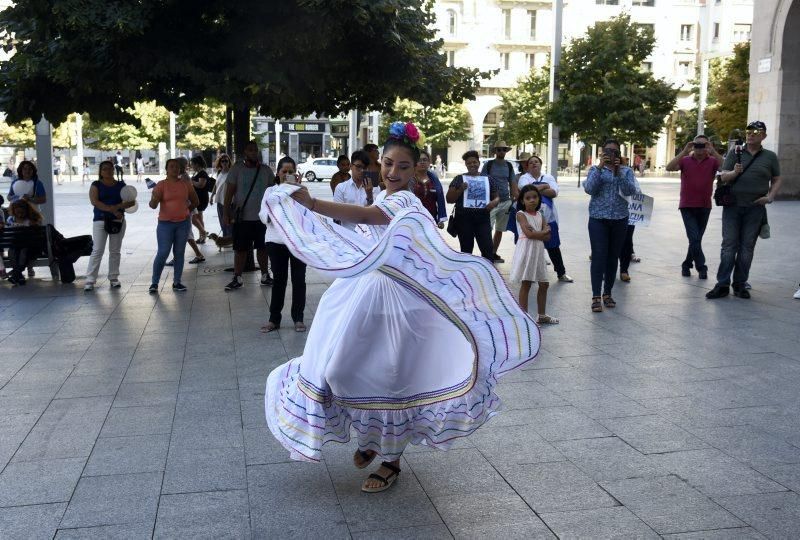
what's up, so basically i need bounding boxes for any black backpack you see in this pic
[483,159,515,188]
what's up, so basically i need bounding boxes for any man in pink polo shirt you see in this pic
[666,135,722,279]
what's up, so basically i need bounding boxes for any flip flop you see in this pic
[361,462,401,493]
[353,449,377,469]
[260,322,278,333]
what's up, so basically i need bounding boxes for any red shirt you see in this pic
[679,155,718,209]
[412,177,439,220]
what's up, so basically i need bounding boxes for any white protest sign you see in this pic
[627,192,654,226]
[462,175,490,209]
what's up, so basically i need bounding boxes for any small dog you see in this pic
[207,233,233,252]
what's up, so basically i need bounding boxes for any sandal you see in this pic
[294,321,307,333]
[353,449,377,469]
[362,461,401,493]
[602,294,617,308]
[188,256,205,264]
[620,272,631,282]
[591,296,603,313]
[260,322,278,333]
[631,254,641,263]
[537,314,560,325]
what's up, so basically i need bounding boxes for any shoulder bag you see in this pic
[714,150,762,207]
[234,164,260,223]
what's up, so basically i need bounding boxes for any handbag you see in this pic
[103,215,123,234]
[234,163,261,223]
[446,207,459,238]
[714,150,762,207]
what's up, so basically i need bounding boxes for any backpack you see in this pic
[205,176,216,193]
[483,159,515,188]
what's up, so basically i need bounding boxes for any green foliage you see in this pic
[0,118,35,148]
[499,66,550,146]
[177,100,227,150]
[705,42,750,141]
[84,102,169,150]
[0,0,488,126]
[379,99,470,146]
[549,14,678,146]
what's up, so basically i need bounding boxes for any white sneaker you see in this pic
[84,283,94,291]
[794,287,800,300]
[109,280,121,288]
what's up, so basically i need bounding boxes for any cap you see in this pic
[518,152,532,161]
[494,141,511,151]
[747,120,767,131]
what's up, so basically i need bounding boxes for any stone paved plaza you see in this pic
[1,178,800,539]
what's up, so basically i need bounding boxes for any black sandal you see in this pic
[353,449,377,469]
[361,461,401,493]
[602,294,616,308]
[591,296,603,313]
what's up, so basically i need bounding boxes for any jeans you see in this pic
[456,211,494,260]
[85,220,126,284]
[619,225,636,274]
[680,208,711,272]
[546,247,566,277]
[217,203,232,237]
[266,242,306,325]
[715,205,765,288]
[152,218,191,285]
[588,217,628,296]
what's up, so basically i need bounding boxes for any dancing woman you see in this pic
[263,122,540,493]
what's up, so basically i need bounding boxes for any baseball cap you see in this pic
[746,121,767,132]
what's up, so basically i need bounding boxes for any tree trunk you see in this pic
[232,106,250,159]
[225,106,233,157]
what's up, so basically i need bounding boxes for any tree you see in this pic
[84,101,169,150]
[177,99,227,150]
[672,59,723,150]
[0,118,35,149]
[499,66,550,146]
[378,99,470,147]
[0,1,487,155]
[549,15,678,146]
[705,42,750,142]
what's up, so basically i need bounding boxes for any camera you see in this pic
[693,142,707,150]
[602,148,620,159]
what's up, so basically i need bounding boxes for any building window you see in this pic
[641,62,653,72]
[632,0,655,5]
[713,22,720,41]
[447,50,455,67]
[528,10,537,40]
[526,53,536,69]
[484,112,498,125]
[678,60,693,76]
[503,9,511,39]
[447,9,457,36]
[680,24,694,42]
[733,23,751,42]
[596,0,619,4]
[500,52,510,70]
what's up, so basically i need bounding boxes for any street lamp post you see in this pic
[547,0,564,179]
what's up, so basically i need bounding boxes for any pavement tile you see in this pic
[169,414,244,450]
[0,502,67,540]
[494,381,568,409]
[714,492,800,539]
[55,522,153,539]
[685,425,800,469]
[162,446,246,494]
[598,414,710,454]
[351,524,453,540]
[755,462,800,492]
[432,492,553,539]
[469,425,564,464]
[154,490,249,539]
[600,475,744,534]
[554,436,666,481]
[54,373,124,400]
[99,404,174,438]
[122,361,183,383]
[0,458,85,507]
[662,527,768,539]
[112,381,179,408]
[59,472,162,529]
[539,506,660,539]
[243,426,295,466]
[83,434,169,476]
[556,387,651,419]
[404,448,513,497]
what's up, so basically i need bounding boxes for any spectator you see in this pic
[190,156,210,244]
[114,151,125,181]
[223,140,275,291]
[363,143,382,190]
[0,201,6,279]
[330,155,351,195]
[446,150,499,260]
[211,153,233,237]
[84,160,136,291]
[435,154,445,177]
[53,153,61,185]
[333,150,378,231]
[480,141,517,263]
[2,163,13,178]
[707,121,782,300]
[518,155,573,282]
[665,135,722,279]
[135,150,145,182]
[5,199,44,286]
[8,161,47,209]
[409,149,446,228]
[259,156,307,333]
[584,139,638,312]
[82,160,90,184]
[148,158,199,293]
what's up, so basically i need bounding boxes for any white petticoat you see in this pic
[262,185,540,462]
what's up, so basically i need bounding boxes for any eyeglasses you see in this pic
[746,129,765,135]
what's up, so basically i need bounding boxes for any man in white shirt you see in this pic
[333,150,379,231]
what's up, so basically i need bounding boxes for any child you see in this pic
[5,199,44,286]
[510,185,558,324]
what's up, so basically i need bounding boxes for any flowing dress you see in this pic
[262,184,541,462]
[509,211,549,283]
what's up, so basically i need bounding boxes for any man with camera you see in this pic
[666,135,723,279]
[706,121,782,299]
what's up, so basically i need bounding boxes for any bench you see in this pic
[0,225,59,279]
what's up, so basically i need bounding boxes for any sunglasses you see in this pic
[746,129,765,135]
[219,159,230,163]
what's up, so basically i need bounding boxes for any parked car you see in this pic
[297,158,339,182]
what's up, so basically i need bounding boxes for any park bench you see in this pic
[0,224,92,283]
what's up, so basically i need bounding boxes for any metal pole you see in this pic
[275,121,283,167]
[547,0,564,179]
[75,114,84,180]
[169,112,176,158]
[35,116,55,226]
[348,109,358,155]
[697,0,713,135]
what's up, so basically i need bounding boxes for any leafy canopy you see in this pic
[705,42,750,142]
[499,66,550,146]
[0,0,487,125]
[379,99,471,147]
[549,15,678,146]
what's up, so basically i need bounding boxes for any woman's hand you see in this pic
[290,186,314,210]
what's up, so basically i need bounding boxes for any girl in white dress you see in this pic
[511,186,559,325]
[263,123,540,493]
